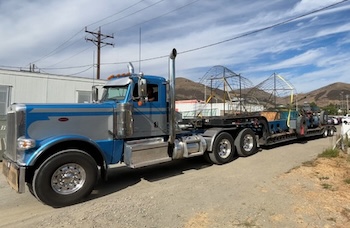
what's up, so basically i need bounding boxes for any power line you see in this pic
[47,0,197,70]
[44,46,93,68]
[98,0,166,28]
[179,0,350,55]
[28,0,350,73]
[69,66,94,76]
[116,0,201,33]
[41,64,92,70]
[36,1,161,70]
[30,1,148,66]
[31,28,85,64]
[101,0,350,65]
[86,0,147,29]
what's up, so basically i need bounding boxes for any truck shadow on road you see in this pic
[86,156,237,202]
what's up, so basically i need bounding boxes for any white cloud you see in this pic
[316,23,350,37]
[292,0,341,14]
[0,0,350,93]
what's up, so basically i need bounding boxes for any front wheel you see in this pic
[209,132,235,165]
[32,150,98,207]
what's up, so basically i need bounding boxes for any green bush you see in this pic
[318,148,339,158]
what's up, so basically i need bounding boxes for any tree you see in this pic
[322,103,338,115]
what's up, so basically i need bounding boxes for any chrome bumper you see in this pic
[2,156,26,193]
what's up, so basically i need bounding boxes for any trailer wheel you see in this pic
[328,128,334,136]
[234,128,257,157]
[323,129,328,137]
[209,132,235,164]
[32,149,98,207]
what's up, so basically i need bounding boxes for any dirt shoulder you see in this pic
[278,151,350,227]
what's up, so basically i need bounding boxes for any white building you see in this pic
[0,68,106,159]
[0,69,106,105]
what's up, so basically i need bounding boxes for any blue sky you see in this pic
[0,0,350,93]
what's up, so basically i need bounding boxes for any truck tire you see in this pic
[328,128,334,136]
[296,116,308,136]
[235,128,258,157]
[209,132,235,165]
[32,149,98,207]
[323,129,328,137]
[320,111,328,125]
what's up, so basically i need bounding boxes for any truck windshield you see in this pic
[100,85,129,102]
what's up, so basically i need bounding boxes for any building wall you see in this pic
[0,69,107,160]
[0,69,106,103]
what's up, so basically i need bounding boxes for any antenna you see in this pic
[92,50,95,84]
[139,27,142,72]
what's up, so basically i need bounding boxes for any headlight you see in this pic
[17,137,36,150]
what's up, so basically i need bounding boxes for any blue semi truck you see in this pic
[2,49,335,207]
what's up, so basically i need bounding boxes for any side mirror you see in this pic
[138,78,147,97]
[92,86,98,102]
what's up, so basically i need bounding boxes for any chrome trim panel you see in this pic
[172,135,207,159]
[124,137,171,168]
[115,103,133,138]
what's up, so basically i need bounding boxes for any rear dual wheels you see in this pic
[328,128,334,136]
[208,129,258,164]
[31,150,98,207]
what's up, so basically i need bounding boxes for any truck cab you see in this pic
[100,72,168,139]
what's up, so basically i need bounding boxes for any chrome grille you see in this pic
[5,105,25,161]
[5,111,16,160]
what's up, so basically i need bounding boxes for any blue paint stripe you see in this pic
[28,112,113,117]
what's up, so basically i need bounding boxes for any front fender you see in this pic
[25,135,107,166]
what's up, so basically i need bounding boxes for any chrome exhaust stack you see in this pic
[168,48,177,145]
[128,62,134,74]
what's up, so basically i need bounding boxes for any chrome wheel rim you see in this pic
[243,135,254,152]
[51,163,86,195]
[218,139,232,159]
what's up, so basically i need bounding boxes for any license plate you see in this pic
[2,160,23,193]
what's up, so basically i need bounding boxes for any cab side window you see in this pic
[133,83,158,102]
[147,84,158,102]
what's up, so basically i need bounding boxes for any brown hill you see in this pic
[175,77,350,109]
[175,77,251,102]
[296,82,350,107]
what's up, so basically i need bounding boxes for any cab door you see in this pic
[132,83,167,138]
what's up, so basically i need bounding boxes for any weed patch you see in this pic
[318,148,339,158]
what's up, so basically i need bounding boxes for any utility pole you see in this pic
[346,94,349,114]
[85,27,114,79]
